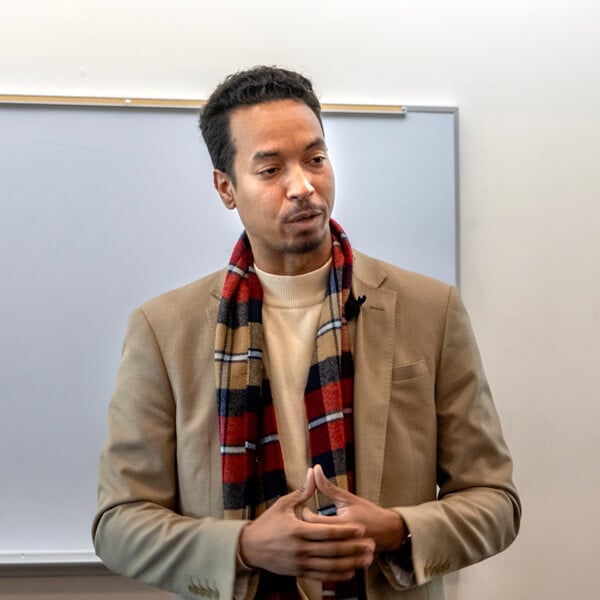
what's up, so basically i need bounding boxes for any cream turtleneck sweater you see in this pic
[254,259,331,493]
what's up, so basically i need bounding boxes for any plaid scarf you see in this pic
[215,220,364,599]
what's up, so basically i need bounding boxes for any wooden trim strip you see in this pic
[0,95,204,109]
[0,94,406,114]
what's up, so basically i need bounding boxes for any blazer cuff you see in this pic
[234,551,259,599]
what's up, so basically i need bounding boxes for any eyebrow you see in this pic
[251,137,327,163]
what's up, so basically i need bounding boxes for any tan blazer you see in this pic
[93,250,520,600]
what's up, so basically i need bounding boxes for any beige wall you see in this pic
[2,0,599,598]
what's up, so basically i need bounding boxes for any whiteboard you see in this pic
[0,103,457,567]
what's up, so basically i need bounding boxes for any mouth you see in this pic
[285,209,323,224]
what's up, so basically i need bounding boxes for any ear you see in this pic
[213,169,236,210]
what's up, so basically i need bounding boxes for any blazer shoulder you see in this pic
[353,249,453,307]
[137,268,226,325]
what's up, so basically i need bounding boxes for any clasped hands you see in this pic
[238,464,406,582]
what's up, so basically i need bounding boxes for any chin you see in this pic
[286,232,328,255]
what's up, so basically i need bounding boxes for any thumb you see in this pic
[279,467,316,510]
[313,464,351,502]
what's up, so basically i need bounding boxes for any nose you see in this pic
[285,164,315,201]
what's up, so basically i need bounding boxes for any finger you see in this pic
[299,466,316,499]
[302,538,376,559]
[277,467,315,511]
[298,520,366,542]
[296,544,375,580]
[313,464,352,502]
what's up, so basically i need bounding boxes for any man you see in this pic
[93,66,520,600]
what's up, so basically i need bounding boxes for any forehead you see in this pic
[229,99,324,157]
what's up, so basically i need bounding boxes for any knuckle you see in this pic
[288,538,307,558]
[288,521,304,538]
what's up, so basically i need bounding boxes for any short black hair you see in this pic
[199,66,323,183]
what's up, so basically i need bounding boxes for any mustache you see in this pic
[283,203,325,223]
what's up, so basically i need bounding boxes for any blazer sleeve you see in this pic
[92,307,249,599]
[389,286,521,588]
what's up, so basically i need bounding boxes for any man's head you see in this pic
[201,66,335,276]
[200,66,323,183]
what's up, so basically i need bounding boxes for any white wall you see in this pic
[2,1,599,598]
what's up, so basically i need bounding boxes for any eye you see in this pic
[310,155,327,166]
[258,166,279,177]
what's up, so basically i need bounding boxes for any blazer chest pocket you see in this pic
[390,358,435,431]
[392,358,429,381]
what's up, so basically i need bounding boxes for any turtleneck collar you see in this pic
[254,259,331,308]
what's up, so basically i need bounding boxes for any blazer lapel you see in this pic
[351,252,397,505]
[207,278,225,516]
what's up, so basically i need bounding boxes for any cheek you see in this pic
[317,169,335,198]
[238,195,280,232]
[320,179,335,212]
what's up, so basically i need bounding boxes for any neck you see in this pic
[253,242,332,276]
